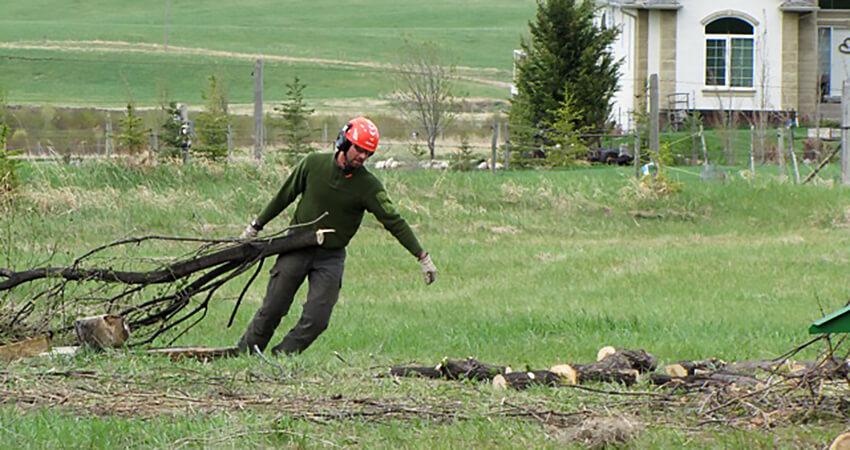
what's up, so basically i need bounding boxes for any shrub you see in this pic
[449,136,476,171]
[0,124,21,202]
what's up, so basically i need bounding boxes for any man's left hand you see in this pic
[418,253,436,285]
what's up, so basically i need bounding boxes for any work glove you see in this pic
[418,253,436,285]
[240,221,262,240]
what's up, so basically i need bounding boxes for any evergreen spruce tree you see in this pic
[195,75,230,161]
[274,76,315,161]
[117,102,148,155]
[510,0,620,162]
[158,101,188,159]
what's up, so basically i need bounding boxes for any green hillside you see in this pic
[0,0,536,107]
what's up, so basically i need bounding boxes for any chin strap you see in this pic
[335,149,357,173]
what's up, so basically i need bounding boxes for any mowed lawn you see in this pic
[0,0,535,106]
[1,160,849,447]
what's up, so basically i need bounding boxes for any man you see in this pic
[237,116,436,355]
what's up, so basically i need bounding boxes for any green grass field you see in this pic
[0,0,535,107]
[2,159,850,447]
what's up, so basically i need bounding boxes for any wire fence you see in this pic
[1,105,841,178]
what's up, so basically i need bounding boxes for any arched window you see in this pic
[705,17,754,88]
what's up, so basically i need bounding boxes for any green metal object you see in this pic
[809,304,850,334]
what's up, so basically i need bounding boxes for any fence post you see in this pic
[503,121,510,170]
[179,104,190,165]
[105,114,112,158]
[253,58,264,161]
[649,74,659,164]
[843,80,850,185]
[491,120,498,175]
[749,124,755,174]
[775,127,786,182]
[227,123,233,160]
[788,125,800,183]
[149,130,158,164]
[633,128,640,179]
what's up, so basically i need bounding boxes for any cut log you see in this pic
[0,334,51,361]
[722,360,781,373]
[145,346,238,361]
[574,367,641,386]
[439,357,509,381]
[650,371,761,389]
[590,349,657,373]
[549,363,577,385]
[569,349,656,386]
[664,358,725,377]
[783,357,850,379]
[596,345,617,361]
[389,365,443,379]
[492,370,562,390]
[830,432,850,450]
[74,314,130,349]
[664,364,688,378]
[388,358,509,381]
[493,374,508,390]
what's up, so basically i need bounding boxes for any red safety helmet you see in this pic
[337,116,380,154]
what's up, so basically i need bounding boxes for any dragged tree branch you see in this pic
[0,231,323,291]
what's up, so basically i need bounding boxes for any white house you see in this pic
[597,0,850,130]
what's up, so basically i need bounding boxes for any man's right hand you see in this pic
[418,252,436,285]
[240,221,261,239]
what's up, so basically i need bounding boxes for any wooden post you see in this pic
[503,121,510,170]
[105,114,112,158]
[633,129,640,179]
[149,130,158,164]
[749,124,755,173]
[491,120,498,175]
[699,125,709,166]
[226,123,233,160]
[649,74,659,164]
[843,80,850,185]
[788,126,800,183]
[777,127,786,182]
[691,93,698,164]
[253,58,264,161]
[179,103,190,164]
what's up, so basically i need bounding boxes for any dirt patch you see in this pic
[0,40,510,89]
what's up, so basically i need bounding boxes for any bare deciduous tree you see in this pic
[392,39,458,160]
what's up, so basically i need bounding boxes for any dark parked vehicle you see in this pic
[587,147,633,166]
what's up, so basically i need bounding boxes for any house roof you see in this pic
[603,0,682,10]
[779,0,818,11]
[599,0,816,12]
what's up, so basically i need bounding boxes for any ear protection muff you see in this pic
[335,123,352,153]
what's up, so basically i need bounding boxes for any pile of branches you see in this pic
[0,228,328,346]
[386,338,850,429]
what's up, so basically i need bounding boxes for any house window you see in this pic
[705,17,754,88]
[820,0,850,9]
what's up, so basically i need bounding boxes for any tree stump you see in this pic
[74,314,130,349]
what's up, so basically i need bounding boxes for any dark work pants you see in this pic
[238,247,345,355]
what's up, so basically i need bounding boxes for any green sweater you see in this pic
[255,152,424,256]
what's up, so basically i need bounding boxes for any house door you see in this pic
[828,27,850,99]
[820,27,832,99]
